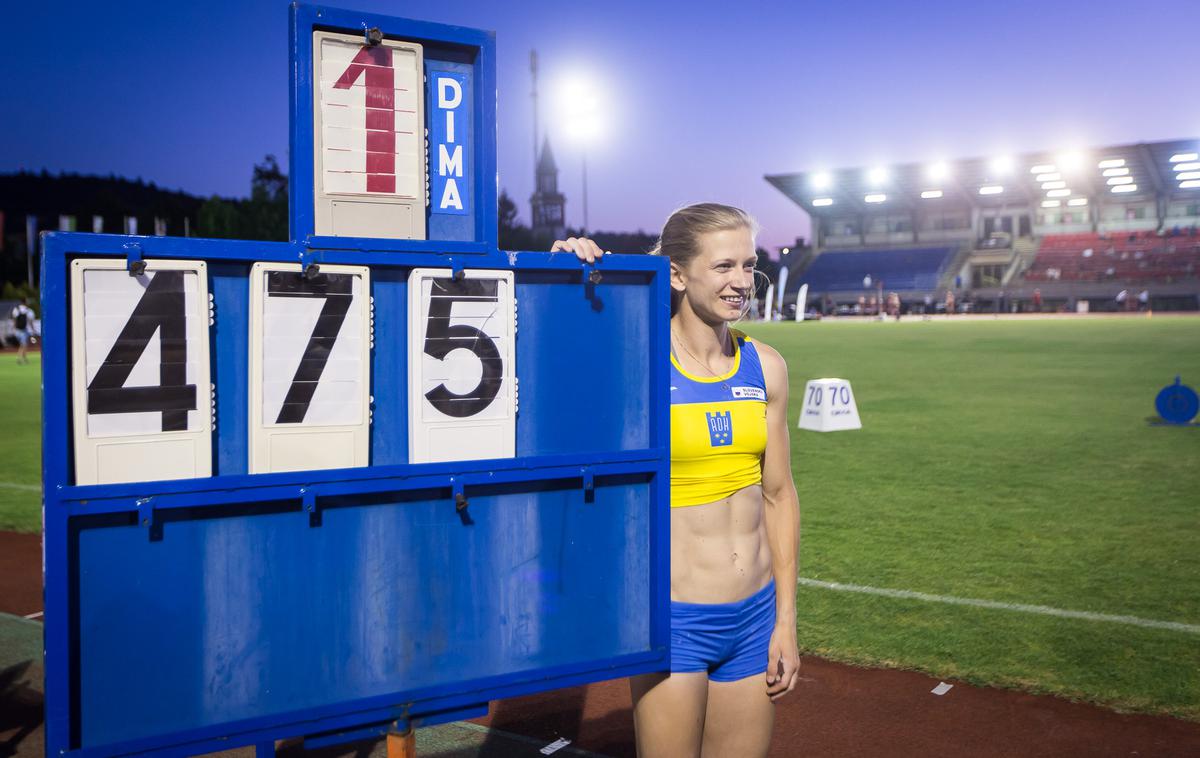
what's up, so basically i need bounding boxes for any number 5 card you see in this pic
[70,259,212,485]
[408,269,516,463]
[248,263,371,474]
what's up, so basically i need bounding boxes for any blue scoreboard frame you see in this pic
[41,5,670,756]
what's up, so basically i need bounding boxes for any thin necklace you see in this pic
[672,328,734,390]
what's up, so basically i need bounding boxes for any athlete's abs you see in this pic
[670,484,773,603]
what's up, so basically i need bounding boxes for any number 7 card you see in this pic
[248,262,372,473]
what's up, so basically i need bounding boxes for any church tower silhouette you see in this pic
[530,136,566,242]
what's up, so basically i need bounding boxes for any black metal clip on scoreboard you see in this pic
[41,4,670,755]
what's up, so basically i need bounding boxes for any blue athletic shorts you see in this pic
[14,329,29,346]
[670,580,776,682]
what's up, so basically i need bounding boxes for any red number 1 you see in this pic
[333,46,395,194]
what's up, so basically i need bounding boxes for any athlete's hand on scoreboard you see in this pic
[551,237,608,264]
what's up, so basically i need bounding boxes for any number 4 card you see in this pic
[70,259,212,485]
[408,269,515,463]
[248,263,371,474]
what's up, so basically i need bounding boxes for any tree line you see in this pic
[2,156,780,299]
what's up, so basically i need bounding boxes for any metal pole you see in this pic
[25,215,36,287]
[530,50,539,186]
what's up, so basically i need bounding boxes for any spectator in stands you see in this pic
[1032,289,1042,313]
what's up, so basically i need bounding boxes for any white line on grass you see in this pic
[23,611,43,620]
[0,481,39,492]
[798,578,1200,635]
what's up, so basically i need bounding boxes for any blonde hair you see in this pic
[650,203,761,316]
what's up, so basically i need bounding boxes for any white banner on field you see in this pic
[795,283,808,321]
[776,266,788,314]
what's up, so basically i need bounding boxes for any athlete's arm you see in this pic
[757,340,802,701]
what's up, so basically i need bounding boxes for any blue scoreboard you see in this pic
[41,4,670,755]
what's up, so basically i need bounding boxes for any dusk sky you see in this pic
[3,0,1197,251]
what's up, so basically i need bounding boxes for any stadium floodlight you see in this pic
[1030,163,1056,174]
[1107,176,1133,185]
[927,162,950,180]
[812,197,834,207]
[1068,198,1089,206]
[1097,159,1125,169]
[1169,152,1199,163]
[1046,188,1071,197]
[1041,200,1061,208]
[989,156,1013,175]
[1180,180,1200,189]
[558,73,605,232]
[1111,184,1138,193]
[920,190,943,199]
[1102,167,1129,177]
[864,193,887,203]
[1172,162,1200,172]
[782,248,790,255]
[1057,152,1085,171]
[1035,173,1061,182]
[1042,181,1066,190]
[979,185,1003,195]
[1175,171,1200,181]
[812,172,832,190]
[867,167,888,185]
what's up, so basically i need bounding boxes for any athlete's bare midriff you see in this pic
[670,483,773,604]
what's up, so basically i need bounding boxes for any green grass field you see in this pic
[742,317,1200,720]
[2,317,1198,718]
[0,353,41,533]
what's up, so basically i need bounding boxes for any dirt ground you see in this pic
[4,529,1199,757]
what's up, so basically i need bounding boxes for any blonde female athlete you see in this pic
[553,203,801,757]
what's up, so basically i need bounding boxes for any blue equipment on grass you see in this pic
[41,5,670,755]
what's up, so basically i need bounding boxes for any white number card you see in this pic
[313,30,425,239]
[70,259,212,485]
[408,269,516,463]
[248,262,371,473]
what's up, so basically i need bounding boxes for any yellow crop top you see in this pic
[669,331,768,507]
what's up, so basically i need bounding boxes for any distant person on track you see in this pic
[945,290,956,315]
[1032,288,1042,313]
[9,298,34,365]
[552,203,802,757]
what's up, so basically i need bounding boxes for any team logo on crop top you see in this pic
[731,386,766,401]
[706,411,733,447]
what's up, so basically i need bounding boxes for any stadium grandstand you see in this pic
[767,138,1200,314]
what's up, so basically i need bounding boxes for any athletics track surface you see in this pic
[3,530,1198,757]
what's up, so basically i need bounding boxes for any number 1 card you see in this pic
[70,258,212,485]
[313,30,426,239]
[248,262,371,474]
